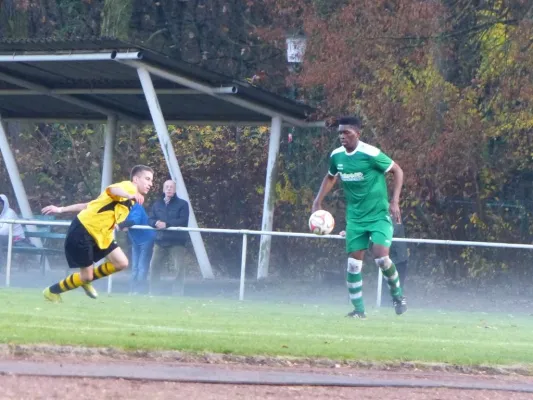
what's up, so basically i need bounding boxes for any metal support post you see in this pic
[5,224,13,287]
[0,118,48,267]
[101,115,117,295]
[136,67,214,279]
[239,234,248,301]
[101,115,117,191]
[257,116,282,279]
[376,269,383,308]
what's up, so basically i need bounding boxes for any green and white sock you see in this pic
[347,258,365,313]
[376,256,403,298]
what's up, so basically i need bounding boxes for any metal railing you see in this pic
[2,218,533,305]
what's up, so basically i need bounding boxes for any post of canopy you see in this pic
[101,114,117,295]
[0,117,47,257]
[101,115,117,191]
[257,116,282,279]
[0,119,34,219]
[136,66,214,279]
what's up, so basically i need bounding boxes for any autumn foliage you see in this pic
[1,1,533,281]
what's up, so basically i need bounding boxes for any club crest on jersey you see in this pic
[337,164,344,171]
[339,172,364,182]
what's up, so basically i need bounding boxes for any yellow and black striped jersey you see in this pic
[77,181,137,249]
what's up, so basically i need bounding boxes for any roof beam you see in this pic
[0,117,269,125]
[0,69,141,122]
[119,59,312,128]
[0,87,238,95]
[0,117,324,127]
[0,51,142,62]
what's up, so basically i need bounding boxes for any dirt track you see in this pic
[2,375,533,400]
[1,354,533,400]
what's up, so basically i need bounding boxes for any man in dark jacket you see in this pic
[149,180,189,295]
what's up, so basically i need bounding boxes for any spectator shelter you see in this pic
[0,38,322,279]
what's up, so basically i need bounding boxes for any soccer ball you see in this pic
[309,210,335,235]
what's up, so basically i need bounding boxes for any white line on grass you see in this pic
[7,320,533,349]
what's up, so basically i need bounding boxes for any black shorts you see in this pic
[64,217,118,269]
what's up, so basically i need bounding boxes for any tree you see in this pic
[256,0,533,279]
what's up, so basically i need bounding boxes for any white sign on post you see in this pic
[286,36,307,63]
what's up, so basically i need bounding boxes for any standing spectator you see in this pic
[149,180,189,295]
[118,203,156,295]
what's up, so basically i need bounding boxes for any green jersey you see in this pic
[328,141,394,223]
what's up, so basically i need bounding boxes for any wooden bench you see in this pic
[0,215,66,275]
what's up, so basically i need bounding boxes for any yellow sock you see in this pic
[92,262,117,281]
[49,273,83,294]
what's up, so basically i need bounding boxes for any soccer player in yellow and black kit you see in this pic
[41,165,154,302]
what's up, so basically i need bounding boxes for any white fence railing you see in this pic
[2,218,533,305]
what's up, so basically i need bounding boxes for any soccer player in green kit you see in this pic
[312,116,407,319]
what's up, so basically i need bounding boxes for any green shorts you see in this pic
[345,215,393,253]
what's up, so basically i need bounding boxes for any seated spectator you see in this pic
[0,194,31,246]
[0,194,33,269]
[149,180,189,295]
[118,203,156,295]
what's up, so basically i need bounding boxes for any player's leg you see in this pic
[91,245,128,282]
[43,219,95,302]
[370,217,402,297]
[345,221,370,318]
[371,217,407,315]
[44,264,93,303]
[73,241,124,299]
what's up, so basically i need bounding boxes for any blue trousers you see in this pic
[130,240,154,294]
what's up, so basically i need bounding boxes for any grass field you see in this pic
[1,288,532,367]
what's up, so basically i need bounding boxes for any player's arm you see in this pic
[107,185,144,205]
[388,162,404,224]
[118,205,143,231]
[313,151,340,213]
[41,203,88,215]
[312,174,337,213]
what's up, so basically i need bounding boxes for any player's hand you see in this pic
[130,193,144,205]
[155,220,167,229]
[41,205,62,215]
[389,200,401,224]
[339,230,346,237]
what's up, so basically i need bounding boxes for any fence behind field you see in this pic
[2,219,533,306]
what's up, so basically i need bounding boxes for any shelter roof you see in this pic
[0,37,317,126]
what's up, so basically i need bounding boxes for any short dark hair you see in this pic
[130,165,153,180]
[337,116,362,130]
